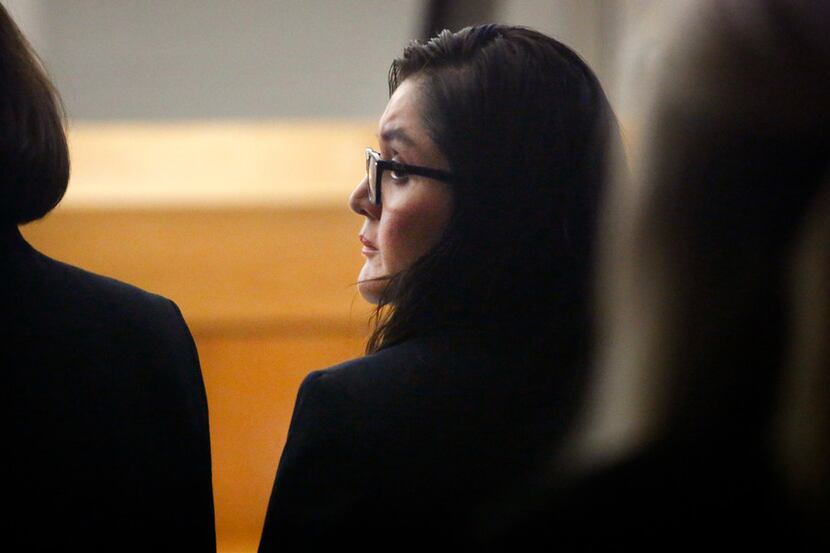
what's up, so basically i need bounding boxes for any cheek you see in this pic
[379,191,453,274]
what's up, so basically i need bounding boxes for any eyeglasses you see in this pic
[365,147,459,206]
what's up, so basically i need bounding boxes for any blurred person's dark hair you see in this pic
[0,4,69,225]
[367,24,620,354]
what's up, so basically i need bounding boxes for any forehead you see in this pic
[378,78,424,145]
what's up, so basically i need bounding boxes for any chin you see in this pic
[358,262,386,305]
[357,282,382,305]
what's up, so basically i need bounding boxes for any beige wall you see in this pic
[2,0,685,123]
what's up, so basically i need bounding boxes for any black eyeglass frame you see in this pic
[365,147,460,205]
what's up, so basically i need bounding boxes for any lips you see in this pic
[359,234,379,253]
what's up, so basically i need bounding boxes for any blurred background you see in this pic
[5,1,685,551]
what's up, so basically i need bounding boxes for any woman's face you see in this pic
[349,77,454,304]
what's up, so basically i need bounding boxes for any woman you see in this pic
[259,24,619,549]
[1,6,215,550]
[481,1,829,549]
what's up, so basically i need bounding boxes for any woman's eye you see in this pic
[390,164,409,180]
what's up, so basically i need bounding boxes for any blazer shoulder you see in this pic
[310,338,436,392]
[7,249,197,371]
[305,335,497,420]
[291,338,435,417]
[28,249,187,335]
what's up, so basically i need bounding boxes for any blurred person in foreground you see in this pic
[0,6,215,551]
[478,0,829,549]
[258,24,620,549]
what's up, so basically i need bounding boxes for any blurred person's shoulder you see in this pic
[3,229,194,361]
[475,438,805,551]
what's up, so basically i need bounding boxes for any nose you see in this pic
[349,175,380,219]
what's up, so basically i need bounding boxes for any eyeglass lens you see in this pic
[366,150,379,204]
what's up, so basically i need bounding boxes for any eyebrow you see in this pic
[379,127,417,148]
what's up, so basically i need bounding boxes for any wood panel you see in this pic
[22,207,374,332]
[196,333,363,553]
[21,207,372,552]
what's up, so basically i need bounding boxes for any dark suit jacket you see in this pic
[2,225,215,551]
[259,329,585,549]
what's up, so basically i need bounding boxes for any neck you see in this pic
[0,223,27,255]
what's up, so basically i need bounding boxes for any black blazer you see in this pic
[259,329,585,549]
[2,225,215,551]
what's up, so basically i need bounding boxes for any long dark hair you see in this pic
[366,25,620,354]
[0,4,69,226]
